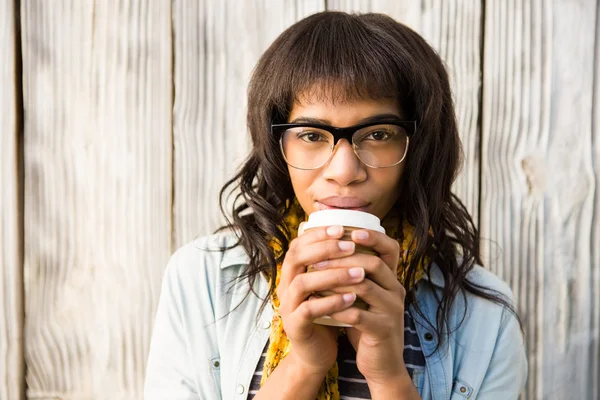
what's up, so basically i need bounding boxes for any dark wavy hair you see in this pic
[218,11,520,350]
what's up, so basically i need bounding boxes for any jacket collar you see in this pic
[421,262,445,289]
[220,242,250,269]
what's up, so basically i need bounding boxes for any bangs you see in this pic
[262,13,412,115]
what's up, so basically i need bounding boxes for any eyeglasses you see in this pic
[272,119,416,170]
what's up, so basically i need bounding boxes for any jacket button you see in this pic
[237,384,245,394]
[460,386,467,393]
[424,332,434,341]
[262,320,271,329]
[213,360,220,368]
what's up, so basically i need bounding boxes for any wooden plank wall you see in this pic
[20,1,172,398]
[593,3,600,396]
[481,1,600,399]
[0,1,597,399]
[0,0,24,398]
[172,0,326,246]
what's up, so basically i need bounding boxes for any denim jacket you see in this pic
[144,232,527,399]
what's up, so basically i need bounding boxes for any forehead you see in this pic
[289,83,404,125]
[289,89,403,126]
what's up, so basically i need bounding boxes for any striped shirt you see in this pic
[247,310,426,399]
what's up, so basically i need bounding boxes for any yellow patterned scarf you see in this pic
[260,199,429,399]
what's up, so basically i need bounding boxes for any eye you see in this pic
[297,131,329,143]
[365,129,392,141]
[357,124,405,143]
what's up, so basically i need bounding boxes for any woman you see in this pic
[144,11,528,400]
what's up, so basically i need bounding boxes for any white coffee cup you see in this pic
[300,209,385,327]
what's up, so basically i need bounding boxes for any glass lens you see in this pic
[353,124,408,167]
[281,127,334,169]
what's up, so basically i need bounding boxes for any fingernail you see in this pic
[348,267,364,279]
[343,293,356,304]
[338,241,355,252]
[327,225,344,236]
[313,260,328,269]
[352,230,369,240]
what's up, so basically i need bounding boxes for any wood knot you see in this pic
[521,155,547,195]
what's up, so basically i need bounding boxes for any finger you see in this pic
[344,326,360,351]
[278,225,354,289]
[282,267,366,312]
[286,293,357,337]
[310,253,400,291]
[329,305,402,336]
[298,221,306,236]
[330,278,405,311]
[350,229,400,274]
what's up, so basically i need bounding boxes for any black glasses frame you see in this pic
[272,119,417,170]
[271,119,417,144]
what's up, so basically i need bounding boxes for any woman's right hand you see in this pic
[276,224,365,377]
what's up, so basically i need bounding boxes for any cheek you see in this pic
[288,169,303,191]
[288,170,319,214]
[288,169,317,199]
[375,166,404,192]
[371,167,405,212]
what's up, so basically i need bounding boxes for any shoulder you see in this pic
[161,231,252,301]
[422,261,514,305]
[166,230,250,276]
[415,261,519,336]
[414,263,527,397]
[464,264,514,301]
[159,230,263,325]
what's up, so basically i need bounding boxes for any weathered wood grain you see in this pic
[0,0,24,398]
[20,1,172,398]
[172,0,326,246]
[326,0,482,224]
[481,1,599,399]
[591,3,600,398]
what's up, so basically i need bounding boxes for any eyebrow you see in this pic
[289,113,404,125]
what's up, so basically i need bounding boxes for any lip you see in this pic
[317,196,370,211]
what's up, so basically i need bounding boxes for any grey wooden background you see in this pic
[1,1,598,399]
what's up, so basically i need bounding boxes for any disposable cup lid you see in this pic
[303,209,385,233]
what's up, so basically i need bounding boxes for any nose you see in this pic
[322,139,367,186]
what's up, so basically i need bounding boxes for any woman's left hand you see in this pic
[324,229,411,386]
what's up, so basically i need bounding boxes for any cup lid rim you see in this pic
[302,209,385,233]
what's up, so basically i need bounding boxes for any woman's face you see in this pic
[286,93,406,220]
